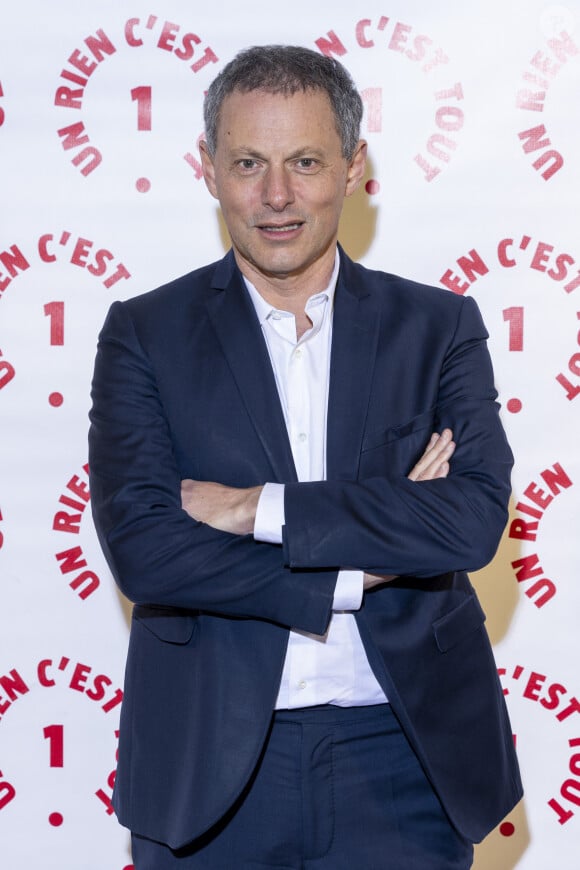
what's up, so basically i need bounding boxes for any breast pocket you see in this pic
[360,408,436,477]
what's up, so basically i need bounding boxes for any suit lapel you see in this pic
[206,253,298,483]
[205,249,381,484]
[326,251,381,481]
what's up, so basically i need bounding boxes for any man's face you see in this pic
[200,88,366,291]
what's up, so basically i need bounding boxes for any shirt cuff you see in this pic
[254,482,285,544]
[333,570,364,611]
[255,485,363,611]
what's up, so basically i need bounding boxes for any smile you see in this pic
[258,223,303,233]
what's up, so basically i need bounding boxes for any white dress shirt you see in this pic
[245,254,388,709]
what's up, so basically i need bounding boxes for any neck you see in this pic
[235,248,337,319]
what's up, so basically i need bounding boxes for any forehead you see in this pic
[215,87,341,151]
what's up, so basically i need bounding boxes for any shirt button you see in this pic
[298,433,307,443]
[294,348,303,359]
[298,680,307,690]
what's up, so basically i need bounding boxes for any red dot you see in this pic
[136,177,151,193]
[499,821,515,837]
[49,812,64,827]
[122,865,135,870]
[365,179,380,195]
[49,392,64,407]
[506,398,522,414]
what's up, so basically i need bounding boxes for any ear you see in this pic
[199,139,219,200]
[345,140,368,197]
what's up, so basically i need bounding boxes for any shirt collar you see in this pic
[242,249,340,326]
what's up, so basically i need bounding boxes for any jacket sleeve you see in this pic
[88,300,336,634]
[282,295,513,577]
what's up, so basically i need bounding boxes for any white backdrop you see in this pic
[1,1,579,867]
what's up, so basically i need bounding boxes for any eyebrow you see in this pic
[229,147,265,159]
[228,146,327,160]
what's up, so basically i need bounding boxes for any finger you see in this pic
[435,428,453,448]
[408,430,451,481]
[417,442,455,480]
[420,429,451,461]
[407,435,439,481]
[363,572,397,590]
[423,432,440,453]
[433,460,449,479]
[410,438,455,481]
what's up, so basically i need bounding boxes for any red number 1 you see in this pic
[502,306,524,352]
[43,724,64,767]
[44,301,64,346]
[131,86,152,131]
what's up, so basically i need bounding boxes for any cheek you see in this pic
[234,191,262,222]
[313,192,347,226]
[218,196,251,227]
[315,179,346,208]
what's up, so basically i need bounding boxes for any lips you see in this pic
[260,223,302,232]
[255,221,305,239]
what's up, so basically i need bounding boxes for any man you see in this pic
[89,45,522,869]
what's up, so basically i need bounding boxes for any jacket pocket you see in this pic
[432,594,486,653]
[133,604,197,644]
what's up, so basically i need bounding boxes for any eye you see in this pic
[297,158,316,169]
[238,158,258,170]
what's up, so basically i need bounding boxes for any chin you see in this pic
[248,253,306,278]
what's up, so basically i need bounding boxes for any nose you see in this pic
[261,164,295,211]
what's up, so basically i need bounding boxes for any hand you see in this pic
[181,480,263,536]
[407,428,455,481]
[363,428,455,590]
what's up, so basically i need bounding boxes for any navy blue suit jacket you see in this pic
[88,248,522,849]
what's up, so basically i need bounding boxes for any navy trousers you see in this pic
[131,704,473,869]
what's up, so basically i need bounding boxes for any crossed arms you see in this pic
[88,292,512,636]
[180,429,456,591]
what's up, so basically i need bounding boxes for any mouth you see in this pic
[256,221,304,233]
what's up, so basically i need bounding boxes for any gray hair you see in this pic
[203,45,363,161]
